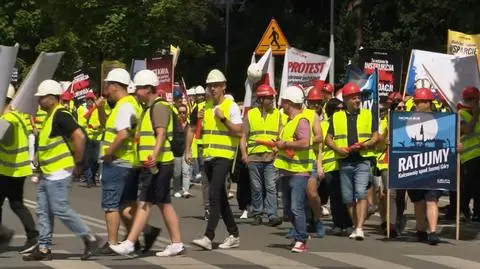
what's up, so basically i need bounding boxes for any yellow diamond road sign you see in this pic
[255,19,288,56]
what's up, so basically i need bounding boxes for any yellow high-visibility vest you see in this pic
[37,105,75,175]
[321,120,339,173]
[34,108,47,131]
[331,109,376,159]
[137,98,174,163]
[376,116,389,170]
[77,106,103,141]
[101,95,141,165]
[274,113,313,173]
[0,111,32,177]
[459,109,480,163]
[246,107,280,155]
[202,98,239,160]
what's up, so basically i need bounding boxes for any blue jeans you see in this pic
[248,162,279,219]
[83,140,100,184]
[101,164,129,211]
[339,160,371,204]
[36,176,90,249]
[282,175,308,242]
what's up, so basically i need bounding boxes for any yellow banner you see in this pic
[447,29,480,70]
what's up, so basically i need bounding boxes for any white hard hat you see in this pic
[104,68,131,86]
[134,69,159,87]
[247,63,262,83]
[206,69,226,84]
[225,94,234,101]
[35,80,63,97]
[282,85,305,104]
[6,84,15,99]
[195,85,206,95]
[186,88,196,96]
[127,81,136,94]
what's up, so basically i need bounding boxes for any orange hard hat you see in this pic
[387,92,403,102]
[85,92,96,100]
[256,84,276,97]
[341,83,361,98]
[307,87,323,101]
[322,83,334,94]
[462,86,479,100]
[414,88,434,101]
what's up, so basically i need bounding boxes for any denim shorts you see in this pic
[121,168,140,203]
[101,164,129,211]
[339,160,371,204]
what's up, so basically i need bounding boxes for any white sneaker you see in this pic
[155,244,186,257]
[321,205,330,216]
[240,210,248,219]
[174,192,182,198]
[183,191,192,198]
[218,235,240,249]
[109,240,134,256]
[192,236,212,250]
[355,229,365,241]
[348,230,357,239]
[195,173,202,180]
[228,192,235,199]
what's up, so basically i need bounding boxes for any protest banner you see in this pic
[404,49,479,111]
[243,47,274,110]
[11,52,64,116]
[147,55,174,101]
[388,111,457,190]
[0,44,19,113]
[358,48,403,103]
[70,69,95,105]
[279,47,331,105]
[447,29,480,70]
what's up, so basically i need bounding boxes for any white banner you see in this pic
[404,49,480,112]
[11,52,65,115]
[0,44,19,113]
[279,47,331,105]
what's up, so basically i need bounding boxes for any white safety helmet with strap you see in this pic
[282,85,304,104]
[134,69,159,87]
[104,68,131,86]
[35,80,63,97]
[206,69,226,84]
[6,84,15,99]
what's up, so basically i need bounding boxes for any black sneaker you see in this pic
[266,217,283,227]
[134,240,142,252]
[23,248,53,261]
[19,237,38,254]
[81,235,101,260]
[251,215,262,226]
[416,231,428,242]
[96,242,116,255]
[0,227,14,252]
[472,215,480,222]
[143,227,161,253]
[427,232,440,245]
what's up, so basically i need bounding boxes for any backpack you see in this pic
[150,100,185,157]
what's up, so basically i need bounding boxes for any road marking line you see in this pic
[40,250,110,269]
[141,256,221,269]
[23,199,193,248]
[312,252,413,269]
[217,250,317,268]
[405,255,480,269]
[14,233,108,239]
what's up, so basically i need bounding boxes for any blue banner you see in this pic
[389,111,457,190]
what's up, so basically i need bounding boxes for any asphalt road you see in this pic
[2,179,480,269]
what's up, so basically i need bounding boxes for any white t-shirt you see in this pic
[115,102,137,131]
[214,102,242,124]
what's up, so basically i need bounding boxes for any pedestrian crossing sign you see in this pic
[255,19,289,56]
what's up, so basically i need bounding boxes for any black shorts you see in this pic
[407,189,443,203]
[138,163,174,204]
[121,168,140,203]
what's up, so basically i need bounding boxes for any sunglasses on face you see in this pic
[335,106,343,111]
[396,106,406,111]
[179,111,187,114]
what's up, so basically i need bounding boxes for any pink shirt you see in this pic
[280,118,311,176]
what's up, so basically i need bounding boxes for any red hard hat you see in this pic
[256,84,276,97]
[85,92,96,100]
[414,88,434,101]
[341,83,360,98]
[60,91,73,101]
[307,87,323,101]
[462,86,479,100]
[322,83,334,94]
